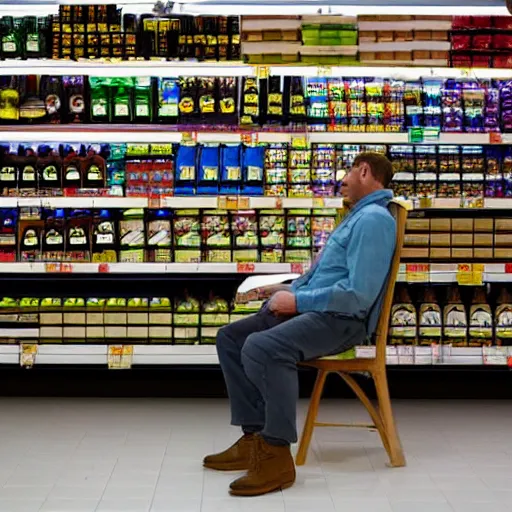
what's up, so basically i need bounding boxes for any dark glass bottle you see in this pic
[19,75,46,124]
[1,17,21,59]
[63,76,85,123]
[41,76,63,124]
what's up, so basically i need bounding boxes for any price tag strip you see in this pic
[456,264,484,286]
[108,345,133,369]
[405,263,429,283]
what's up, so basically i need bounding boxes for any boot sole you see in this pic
[229,479,295,496]
[203,461,249,471]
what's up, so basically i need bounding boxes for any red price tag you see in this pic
[291,263,304,274]
[45,263,73,273]
[490,132,503,144]
[237,263,255,273]
[98,263,110,273]
[506,263,512,273]
[508,356,512,368]
[60,263,73,273]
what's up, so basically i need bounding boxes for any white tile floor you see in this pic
[0,398,510,512]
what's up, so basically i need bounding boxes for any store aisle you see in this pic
[0,398,510,512]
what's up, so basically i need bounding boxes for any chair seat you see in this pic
[299,357,378,372]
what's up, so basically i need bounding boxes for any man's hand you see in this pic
[268,291,297,316]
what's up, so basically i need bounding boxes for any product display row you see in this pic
[403,212,512,261]
[0,207,337,264]
[0,293,254,345]
[390,285,512,347]
[4,74,512,132]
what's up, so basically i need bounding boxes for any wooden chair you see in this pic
[295,201,407,468]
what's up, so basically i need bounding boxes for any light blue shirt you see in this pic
[293,189,396,335]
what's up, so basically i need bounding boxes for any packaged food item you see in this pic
[42,208,65,262]
[461,145,484,198]
[485,146,504,198]
[403,81,423,128]
[62,145,82,189]
[443,286,467,347]
[345,78,366,132]
[383,79,405,132]
[327,78,348,131]
[259,209,284,263]
[119,208,145,263]
[202,210,231,262]
[285,209,311,263]
[288,145,312,197]
[312,144,336,196]
[484,82,500,133]
[288,76,306,125]
[220,144,242,195]
[389,286,417,345]
[232,210,258,262]
[438,145,461,198]
[242,145,264,196]
[37,147,62,191]
[0,208,17,262]
[174,292,200,345]
[306,77,329,126]
[82,150,106,189]
[495,287,512,346]
[389,145,415,198]
[178,77,199,123]
[422,79,442,129]
[240,77,260,126]
[197,77,217,123]
[175,144,197,195]
[312,209,336,258]
[201,293,229,344]
[499,80,512,132]
[462,82,486,133]
[218,77,238,125]
[197,145,220,195]
[17,146,38,192]
[156,77,179,124]
[147,209,172,262]
[365,78,385,132]
[92,208,117,262]
[173,210,201,262]
[264,143,288,196]
[266,76,283,125]
[468,287,493,347]
[418,287,442,346]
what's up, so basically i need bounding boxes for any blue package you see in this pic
[242,145,265,196]
[197,145,220,195]
[220,144,242,195]
[175,145,197,195]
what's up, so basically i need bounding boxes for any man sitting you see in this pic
[203,152,396,497]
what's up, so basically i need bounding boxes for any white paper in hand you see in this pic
[237,274,300,294]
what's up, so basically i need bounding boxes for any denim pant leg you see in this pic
[240,312,366,444]
[216,305,287,429]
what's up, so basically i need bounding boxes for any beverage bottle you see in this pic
[389,285,417,345]
[443,286,467,347]
[418,287,442,346]
[63,76,85,123]
[496,287,512,346]
[469,287,493,347]
[1,17,21,59]
[40,76,63,124]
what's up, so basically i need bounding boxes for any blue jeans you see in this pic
[216,303,366,444]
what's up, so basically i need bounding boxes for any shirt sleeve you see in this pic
[295,212,396,316]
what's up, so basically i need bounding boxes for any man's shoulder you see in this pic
[355,203,395,225]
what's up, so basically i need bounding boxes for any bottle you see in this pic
[20,225,41,261]
[82,149,106,189]
[89,77,110,124]
[17,146,38,191]
[42,209,65,262]
[40,76,63,124]
[443,286,467,347]
[496,288,512,346]
[0,76,20,123]
[92,209,117,262]
[62,145,82,189]
[469,287,493,347]
[112,78,133,123]
[134,77,153,124]
[389,286,417,345]
[23,16,43,59]
[37,146,62,190]
[19,75,46,124]
[63,76,85,123]
[0,17,21,59]
[418,287,442,346]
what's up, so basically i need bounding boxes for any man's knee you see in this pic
[216,324,235,354]
[241,332,271,369]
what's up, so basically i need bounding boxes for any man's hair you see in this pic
[353,152,393,188]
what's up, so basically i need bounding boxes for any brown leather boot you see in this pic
[203,433,257,471]
[229,436,296,496]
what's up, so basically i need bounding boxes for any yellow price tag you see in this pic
[108,345,133,369]
[456,264,483,286]
[256,66,269,79]
[312,197,325,208]
[20,344,38,368]
[405,264,430,283]
[181,132,197,144]
[291,134,308,149]
[317,66,332,77]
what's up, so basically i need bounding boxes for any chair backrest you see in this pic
[374,201,408,363]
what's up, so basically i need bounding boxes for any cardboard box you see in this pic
[451,234,473,246]
[63,312,86,324]
[395,51,412,61]
[359,31,377,42]
[40,326,63,338]
[406,218,430,231]
[474,233,493,246]
[430,233,450,246]
[127,326,149,338]
[360,52,377,60]
[430,247,451,259]
[432,31,449,41]
[404,234,430,246]
[475,218,493,232]
[86,312,104,325]
[452,248,473,259]
[415,31,432,41]
[376,51,395,60]
[495,248,512,259]
[127,312,149,325]
[104,312,127,324]
[40,313,63,325]
[413,50,430,59]
[495,234,512,246]
[149,326,172,338]
[105,326,127,338]
[474,248,493,259]
[495,219,512,231]
[377,31,394,42]
[401,247,429,258]
[395,31,413,41]
[431,218,451,231]
[431,50,449,59]
[63,326,86,338]
[452,218,474,232]
[86,326,105,338]
[149,312,172,325]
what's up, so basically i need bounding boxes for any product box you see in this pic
[451,234,473,246]
[430,247,451,259]
[430,233,451,246]
[475,219,493,232]
[474,234,493,246]
[404,234,429,246]
[401,247,429,258]
[451,248,473,259]
[406,219,430,231]
[431,218,451,231]
[474,248,493,259]
[452,218,474,232]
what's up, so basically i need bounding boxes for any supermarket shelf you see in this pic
[0,127,501,145]
[358,20,453,31]
[1,344,509,366]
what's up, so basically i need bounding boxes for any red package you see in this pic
[493,54,512,68]
[452,35,471,51]
[494,17,512,30]
[472,16,492,28]
[473,34,492,50]
[472,55,491,68]
[452,16,472,29]
[493,34,512,50]
[452,55,471,68]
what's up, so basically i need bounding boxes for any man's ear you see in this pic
[360,162,370,178]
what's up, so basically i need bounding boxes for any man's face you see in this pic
[340,163,364,204]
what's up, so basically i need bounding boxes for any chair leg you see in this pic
[296,369,328,466]
[373,368,406,468]
[337,372,391,457]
